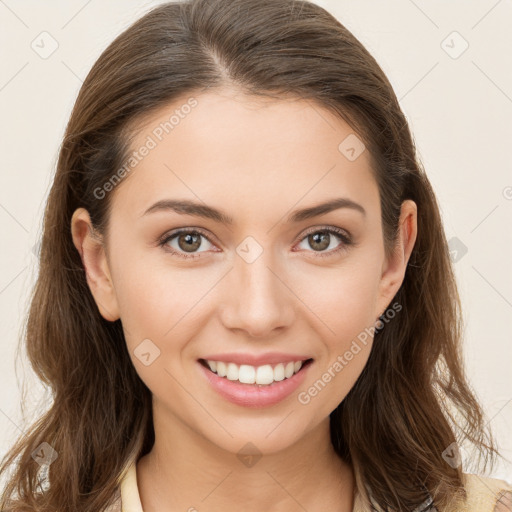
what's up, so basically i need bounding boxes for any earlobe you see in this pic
[70,208,120,322]
[375,200,418,319]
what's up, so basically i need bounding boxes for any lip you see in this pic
[198,358,313,408]
[199,352,312,366]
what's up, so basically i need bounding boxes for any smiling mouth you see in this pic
[198,357,314,386]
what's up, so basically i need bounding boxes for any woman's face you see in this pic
[72,86,416,456]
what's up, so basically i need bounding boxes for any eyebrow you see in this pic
[141,197,366,224]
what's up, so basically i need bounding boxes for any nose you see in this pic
[219,249,295,338]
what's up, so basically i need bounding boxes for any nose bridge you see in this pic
[221,240,293,336]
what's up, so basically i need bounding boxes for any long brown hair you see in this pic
[0,0,503,510]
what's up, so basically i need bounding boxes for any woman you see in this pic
[1,0,510,510]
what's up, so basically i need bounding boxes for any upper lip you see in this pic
[199,352,313,367]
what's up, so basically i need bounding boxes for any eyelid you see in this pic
[158,225,354,258]
[292,225,352,246]
[157,226,217,245]
[157,227,220,259]
[291,225,353,258]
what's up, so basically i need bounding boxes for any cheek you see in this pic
[290,256,380,404]
[110,242,166,316]
[110,257,198,392]
[111,249,217,351]
[108,247,172,342]
[297,266,379,411]
[334,274,378,340]
[293,256,381,341]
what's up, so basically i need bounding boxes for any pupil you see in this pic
[310,232,329,251]
[179,233,201,252]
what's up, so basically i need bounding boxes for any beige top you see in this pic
[108,457,512,512]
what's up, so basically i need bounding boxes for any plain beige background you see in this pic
[0,0,511,485]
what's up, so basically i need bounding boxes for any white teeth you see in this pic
[216,361,227,377]
[226,363,239,381]
[273,363,285,381]
[203,359,306,385]
[239,365,256,384]
[256,365,274,385]
[285,361,295,378]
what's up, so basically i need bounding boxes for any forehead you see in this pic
[110,88,378,222]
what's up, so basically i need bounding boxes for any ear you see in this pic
[375,199,418,319]
[70,208,120,322]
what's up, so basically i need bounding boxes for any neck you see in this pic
[136,405,355,512]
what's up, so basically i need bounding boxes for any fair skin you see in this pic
[71,86,417,512]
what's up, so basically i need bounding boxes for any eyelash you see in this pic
[157,226,353,260]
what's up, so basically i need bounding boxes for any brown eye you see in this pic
[159,229,216,259]
[307,232,331,251]
[295,227,353,257]
[176,232,202,252]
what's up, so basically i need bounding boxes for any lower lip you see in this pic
[198,360,312,408]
